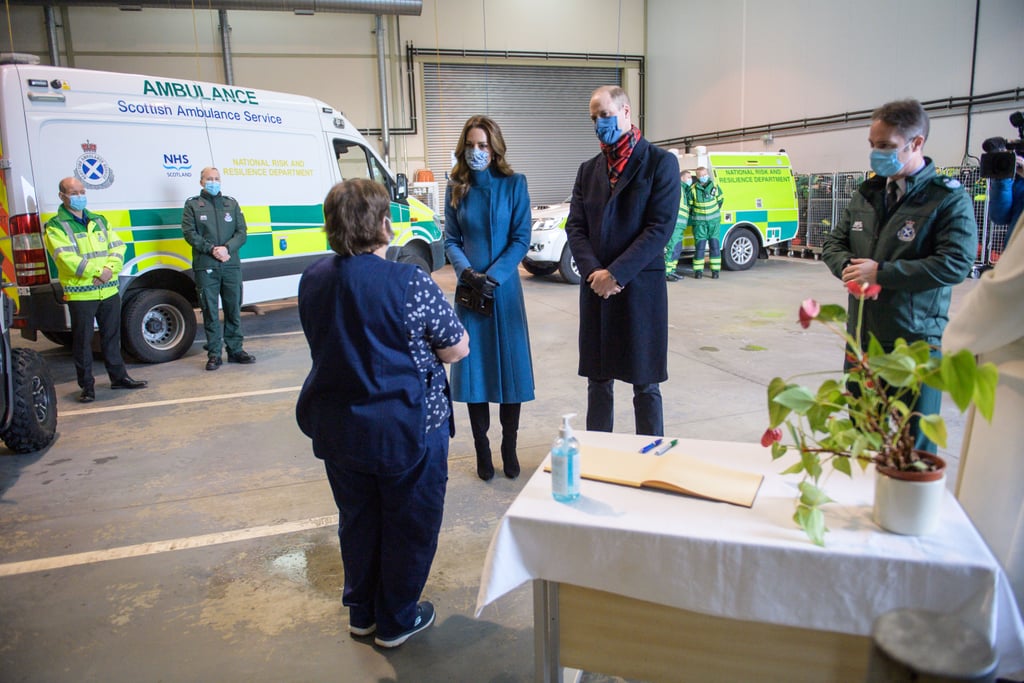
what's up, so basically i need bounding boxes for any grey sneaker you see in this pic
[374,601,435,648]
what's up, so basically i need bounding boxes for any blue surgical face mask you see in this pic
[682,178,693,186]
[869,140,913,178]
[68,194,87,212]
[595,115,624,145]
[465,147,490,171]
[204,181,221,196]
[698,175,710,184]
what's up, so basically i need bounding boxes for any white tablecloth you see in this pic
[475,431,1024,676]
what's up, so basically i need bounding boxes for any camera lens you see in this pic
[982,137,1008,153]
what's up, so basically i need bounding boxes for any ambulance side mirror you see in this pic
[393,173,409,202]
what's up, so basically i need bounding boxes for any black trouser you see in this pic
[586,378,664,436]
[68,294,128,389]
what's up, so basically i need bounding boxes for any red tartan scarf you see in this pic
[600,125,642,188]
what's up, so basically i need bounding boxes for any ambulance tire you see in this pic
[397,250,430,273]
[722,227,758,271]
[0,348,58,454]
[559,244,581,285]
[522,261,558,277]
[121,289,197,364]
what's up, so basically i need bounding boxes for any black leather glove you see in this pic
[461,268,498,297]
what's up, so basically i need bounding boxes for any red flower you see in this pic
[760,427,783,447]
[846,280,882,300]
[798,298,820,329]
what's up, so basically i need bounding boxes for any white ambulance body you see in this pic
[0,63,443,362]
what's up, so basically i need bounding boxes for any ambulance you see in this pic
[523,151,799,281]
[0,62,444,363]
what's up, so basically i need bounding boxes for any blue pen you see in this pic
[639,438,662,453]
[655,439,679,456]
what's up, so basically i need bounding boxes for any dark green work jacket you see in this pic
[181,190,248,270]
[821,159,976,347]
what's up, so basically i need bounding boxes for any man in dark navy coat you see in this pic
[565,85,681,436]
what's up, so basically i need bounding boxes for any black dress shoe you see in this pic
[111,377,147,389]
[206,356,222,371]
[227,350,256,364]
[79,387,95,403]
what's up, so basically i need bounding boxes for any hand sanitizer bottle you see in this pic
[551,413,580,502]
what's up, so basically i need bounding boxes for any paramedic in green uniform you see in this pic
[822,99,976,453]
[689,166,724,278]
[664,169,692,281]
[182,167,256,371]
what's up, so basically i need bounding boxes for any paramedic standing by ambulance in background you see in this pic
[689,166,724,279]
[45,177,148,403]
[182,167,256,371]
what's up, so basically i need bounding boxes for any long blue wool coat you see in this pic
[565,137,680,384]
[444,168,536,404]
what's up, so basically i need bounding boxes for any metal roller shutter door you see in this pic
[422,62,620,207]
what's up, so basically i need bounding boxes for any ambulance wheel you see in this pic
[0,348,57,453]
[522,260,558,277]
[559,244,581,284]
[122,289,196,364]
[722,227,758,271]
[397,251,430,273]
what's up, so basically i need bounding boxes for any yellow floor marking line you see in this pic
[60,386,302,417]
[0,514,339,577]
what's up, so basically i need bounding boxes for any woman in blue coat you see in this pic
[445,115,535,481]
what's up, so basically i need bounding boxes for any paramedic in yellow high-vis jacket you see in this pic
[44,177,148,403]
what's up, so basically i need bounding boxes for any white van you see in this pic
[0,63,443,362]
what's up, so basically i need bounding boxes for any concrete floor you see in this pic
[0,255,981,682]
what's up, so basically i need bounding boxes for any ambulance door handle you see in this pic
[27,92,66,103]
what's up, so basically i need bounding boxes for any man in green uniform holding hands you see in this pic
[182,167,255,371]
[689,166,724,279]
[822,98,976,453]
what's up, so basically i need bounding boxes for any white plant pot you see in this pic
[873,462,946,536]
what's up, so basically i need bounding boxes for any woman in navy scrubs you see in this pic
[296,179,469,648]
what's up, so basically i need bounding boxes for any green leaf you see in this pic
[833,456,852,477]
[794,504,827,546]
[973,362,998,422]
[780,460,805,475]
[800,448,823,481]
[872,353,917,387]
[798,480,834,507]
[941,349,977,412]
[774,386,816,414]
[806,403,834,433]
[767,377,791,427]
[770,441,788,460]
[867,334,885,358]
[918,414,948,449]
[816,304,847,323]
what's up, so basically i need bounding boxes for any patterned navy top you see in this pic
[405,270,465,432]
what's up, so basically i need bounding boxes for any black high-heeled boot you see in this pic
[499,403,521,479]
[468,403,493,481]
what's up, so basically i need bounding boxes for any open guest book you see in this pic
[545,444,764,508]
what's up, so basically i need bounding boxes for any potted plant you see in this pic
[763,281,998,546]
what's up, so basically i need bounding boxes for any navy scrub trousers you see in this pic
[324,425,449,639]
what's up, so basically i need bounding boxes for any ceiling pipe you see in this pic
[8,1,422,15]
[218,9,233,86]
[375,15,390,167]
[43,6,59,65]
